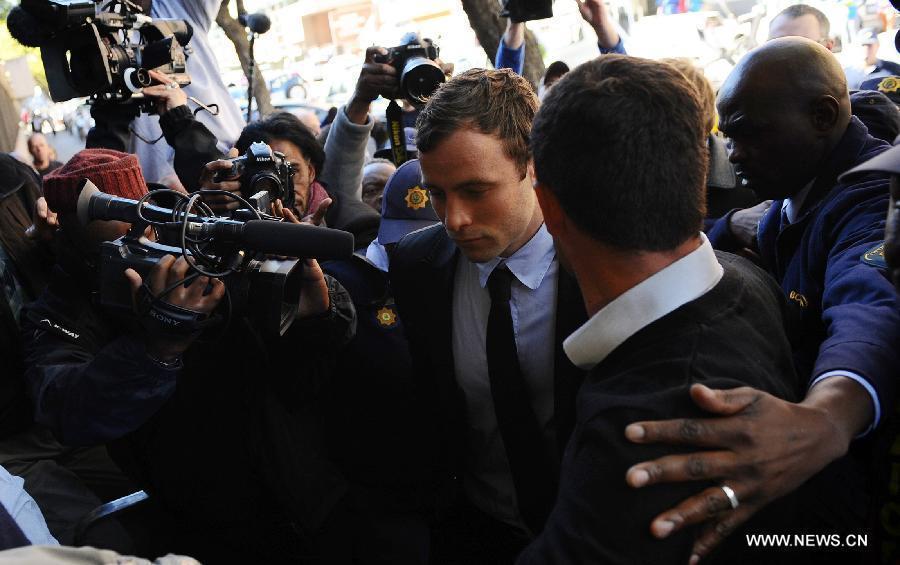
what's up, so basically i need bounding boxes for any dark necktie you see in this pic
[486,266,556,533]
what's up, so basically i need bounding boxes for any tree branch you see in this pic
[215,0,272,118]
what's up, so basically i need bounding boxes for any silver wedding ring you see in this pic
[721,485,739,510]
[167,82,179,90]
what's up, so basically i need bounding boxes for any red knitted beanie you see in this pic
[43,148,148,217]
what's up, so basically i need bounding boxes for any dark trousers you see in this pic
[108,370,348,564]
[0,425,136,551]
[430,499,530,565]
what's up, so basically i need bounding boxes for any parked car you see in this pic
[269,73,308,99]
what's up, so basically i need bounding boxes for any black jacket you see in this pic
[518,253,807,565]
[0,154,54,439]
[21,244,355,447]
[389,224,586,518]
[21,245,357,534]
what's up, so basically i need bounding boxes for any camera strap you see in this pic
[134,283,214,339]
[386,100,409,166]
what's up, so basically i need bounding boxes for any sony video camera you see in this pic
[8,0,192,110]
[213,141,296,213]
[374,37,445,106]
[76,180,354,338]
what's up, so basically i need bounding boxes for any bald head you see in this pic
[769,5,833,50]
[720,37,848,115]
[717,37,851,200]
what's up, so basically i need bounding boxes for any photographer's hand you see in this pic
[271,199,331,316]
[274,196,332,227]
[502,20,526,49]
[197,149,242,214]
[346,46,399,125]
[124,255,225,362]
[297,258,330,318]
[142,70,189,115]
[575,0,621,50]
[26,197,59,242]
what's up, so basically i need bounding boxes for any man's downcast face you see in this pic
[419,127,538,263]
[717,81,822,201]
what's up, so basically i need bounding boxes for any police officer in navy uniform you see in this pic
[320,159,440,564]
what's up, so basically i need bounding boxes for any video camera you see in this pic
[8,0,192,111]
[76,180,354,338]
[374,37,445,106]
[214,141,296,213]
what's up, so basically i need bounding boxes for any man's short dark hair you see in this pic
[416,68,537,175]
[235,112,326,175]
[544,61,570,85]
[774,4,830,38]
[531,55,708,251]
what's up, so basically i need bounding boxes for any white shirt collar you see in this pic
[473,224,556,290]
[364,238,390,272]
[782,179,815,225]
[563,233,724,370]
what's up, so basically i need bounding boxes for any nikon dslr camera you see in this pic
[214,141,296,212]
[374,37,445,106]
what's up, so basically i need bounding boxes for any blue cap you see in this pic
[374,127,417,160]
[859,75,900,106]
[850,89,900,143]
[377,159,440,245]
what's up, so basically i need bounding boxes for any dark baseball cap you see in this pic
[859,75,900,106]
[377,159,440,245]
[850,89,900,143]
[841,143,900,179]
[374,127,417,160]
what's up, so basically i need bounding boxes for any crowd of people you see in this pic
[0,0,899,563]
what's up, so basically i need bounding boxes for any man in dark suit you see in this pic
[518,53,810,565]
[620,38,898,563]
[389,68,586,563]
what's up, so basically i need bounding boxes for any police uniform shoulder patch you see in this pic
[861,242,887,269]
[375,306,398,328]
[879,77,900,94]
[405,186,429,210]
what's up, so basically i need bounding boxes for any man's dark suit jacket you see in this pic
[517,253,808,565]
[389,224,587,519]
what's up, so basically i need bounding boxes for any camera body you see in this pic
[374,38,445,105]
[18,0,192,108]
[500,0,553,23]
[214,141,297,212]
[79,180,354,337]
[97,234,304,339]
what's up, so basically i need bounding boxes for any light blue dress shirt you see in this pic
[0,465,56,545]
[451,224,558,534]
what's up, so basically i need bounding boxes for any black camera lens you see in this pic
[401,58,445,105]
[249,173,281,198]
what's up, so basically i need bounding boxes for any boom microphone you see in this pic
[237,12,271,34]
[77,180,204,227]
[77,180,354,260]
[186,220,354,260]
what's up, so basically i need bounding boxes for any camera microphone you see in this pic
[7,6,53,47]
[76,180,203,227]
[238,12,271,34]
[185,220,354,260]
[77,180,355,260]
